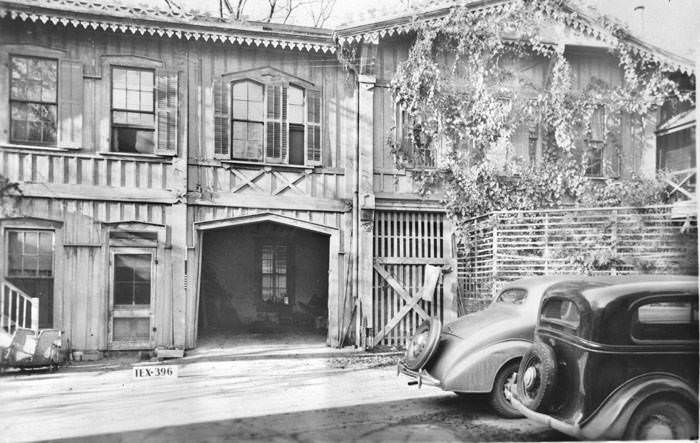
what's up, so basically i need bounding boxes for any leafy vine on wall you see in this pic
[387,0,694,229]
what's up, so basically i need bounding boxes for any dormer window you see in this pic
[213,69,322,166]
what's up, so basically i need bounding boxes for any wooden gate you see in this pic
[372,210,448,347]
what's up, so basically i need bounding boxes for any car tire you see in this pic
[404,318,442,371]
[489,360,523,419]
[516,341,557,412]
[625,398,698,440]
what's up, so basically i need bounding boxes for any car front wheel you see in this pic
[625,398,698,440]
[489,360,523,419]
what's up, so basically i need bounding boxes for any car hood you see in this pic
[443,303,531,339]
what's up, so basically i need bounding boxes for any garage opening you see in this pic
[197,221,329,344]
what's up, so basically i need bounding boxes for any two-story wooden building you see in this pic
[0,0,694,356]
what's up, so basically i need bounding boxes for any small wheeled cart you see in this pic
[0,328,65,371]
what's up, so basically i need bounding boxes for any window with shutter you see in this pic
[212,73,321,166]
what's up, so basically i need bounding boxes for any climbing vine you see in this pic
[388,0,694,226]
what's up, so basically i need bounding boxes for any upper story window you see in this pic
[111,67,155,154]
[214,73,322,166]
[585,107,605,177]
[395,104,436,169]
[10,56,58,146]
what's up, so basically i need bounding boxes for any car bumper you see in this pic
[397,361,442,388]
[505,382,583,439]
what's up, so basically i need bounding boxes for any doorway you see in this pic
[197,222,330,344]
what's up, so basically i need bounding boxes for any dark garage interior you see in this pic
[198,222,330,340]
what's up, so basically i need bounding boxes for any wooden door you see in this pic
[372,211,447,347]
[109,248,155,350]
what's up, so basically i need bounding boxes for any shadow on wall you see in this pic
[198,222,329,335]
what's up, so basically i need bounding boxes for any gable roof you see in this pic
[0,0,337,53]
[334,0,694,75]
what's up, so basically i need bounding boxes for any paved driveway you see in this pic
[0,353,564,442]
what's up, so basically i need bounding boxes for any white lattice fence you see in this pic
[458,205,698,313]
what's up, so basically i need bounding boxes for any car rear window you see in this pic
[632,299,699,342]
[541,298,580,329]
[496,288,527,304]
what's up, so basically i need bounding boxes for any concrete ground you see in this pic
[0,338,565,442]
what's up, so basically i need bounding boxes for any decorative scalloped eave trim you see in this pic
[335,3,694,75]
[0,6,337,54]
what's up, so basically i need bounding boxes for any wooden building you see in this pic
[0,0,694,355]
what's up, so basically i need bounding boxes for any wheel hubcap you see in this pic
[641,415,674,440]
[523,366,538,390]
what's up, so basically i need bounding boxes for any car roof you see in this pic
[501,274,694,294]
[581,277,698,308]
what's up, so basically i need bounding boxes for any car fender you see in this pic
[441,339,531,393]
[580,373,699,441]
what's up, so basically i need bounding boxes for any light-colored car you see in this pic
[398,276,592,417]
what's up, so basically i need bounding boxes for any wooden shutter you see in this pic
[265,83,287,163]
[58,60,84,148]
[0,50,8,144]
[213,78,231,159]
[306,89,322,165]
[155,69,179,156]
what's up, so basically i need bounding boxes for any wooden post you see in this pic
[357,67,376,347]
[441,216,458,324]
[491,215,498,297]
[31,297,39,332]
[544,213,550,274]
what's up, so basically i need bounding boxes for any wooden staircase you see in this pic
[1,280,39,335]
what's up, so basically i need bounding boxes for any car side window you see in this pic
[631,297,699,342]
[495,288,527,304]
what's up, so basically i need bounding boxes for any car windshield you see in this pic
[496,288,527,304]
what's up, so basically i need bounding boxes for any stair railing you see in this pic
[1,280,39,335]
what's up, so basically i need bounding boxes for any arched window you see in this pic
[231,80,264,161]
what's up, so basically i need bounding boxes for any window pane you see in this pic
[133,283,151,305]
[248,123,263,143]
[233,121,248,141]
[232,101,248,120]
[112,127,155,153]
[289,103,304,124]
[113,90,127,109]
[38,254,53,276]
[288,87,303,106]
[126,70,140,89]
[7,231,20,255]
[232,82,248,100]
[126,90,140,110]
[113,318,150,341]
[140,71,153,89]
[113,69,127,89]
[248,82,263,102]
[140,91,153,112]
[248,102,264,121]
[24,232,38,254]
[7,254,22,275]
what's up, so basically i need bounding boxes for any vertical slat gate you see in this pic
[372,210,446,348]
[1,280,39,334]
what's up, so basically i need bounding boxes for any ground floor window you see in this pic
[261,244,288,305]
[5,229,54,328]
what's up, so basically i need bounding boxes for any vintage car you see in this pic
[398,275,625,418]
[509,277,699,440]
